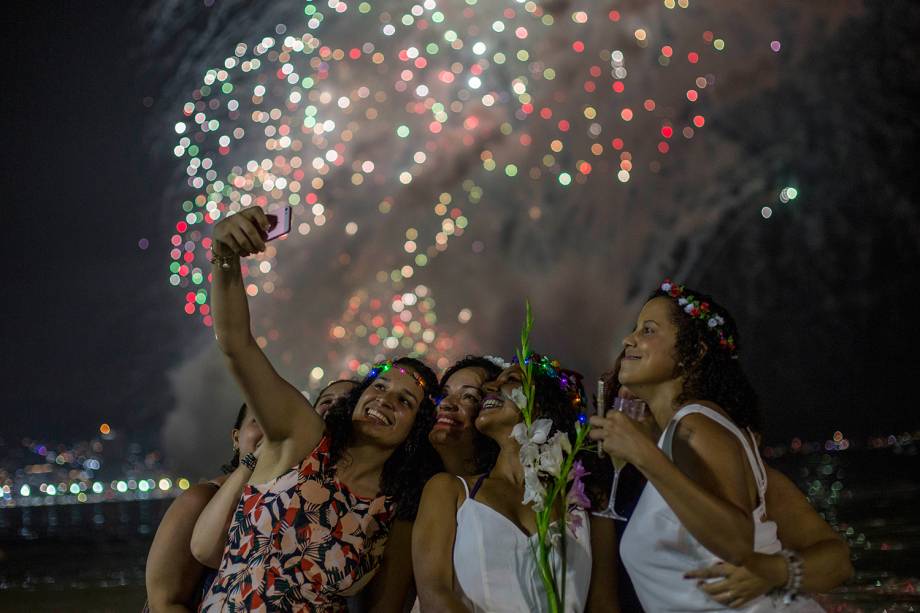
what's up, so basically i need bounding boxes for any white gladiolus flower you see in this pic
[511,418,553,446]
[510,387,528,411]
[538,435,565,477]
[522,468,546,512]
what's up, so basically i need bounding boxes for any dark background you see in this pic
[3,1,919,460]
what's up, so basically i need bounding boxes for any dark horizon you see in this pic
[3,1,919,473]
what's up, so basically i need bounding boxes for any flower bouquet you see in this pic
[510,302,592,613]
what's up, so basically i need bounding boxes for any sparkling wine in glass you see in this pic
[594,397,647,521]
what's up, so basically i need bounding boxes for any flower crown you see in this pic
[659,279,738,357]
[364,359,429,393]
[512,352,586,412]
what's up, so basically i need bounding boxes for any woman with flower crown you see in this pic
[200,208,441,612]
[412,353,619,613]
[590,281,845,611]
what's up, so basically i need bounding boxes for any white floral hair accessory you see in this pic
[659,278,737,357]
[484,355,511,369]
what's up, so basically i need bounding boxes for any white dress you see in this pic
[448,474,593,613]
[620,404,823,612]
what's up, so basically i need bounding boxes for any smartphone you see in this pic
[265,206,292,241]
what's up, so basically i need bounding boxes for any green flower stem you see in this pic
[516,300,594,611]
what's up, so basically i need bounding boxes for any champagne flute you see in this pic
[596,379,606,457]
[594,397,647,521]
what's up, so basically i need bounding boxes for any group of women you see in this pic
[145,208,853,612]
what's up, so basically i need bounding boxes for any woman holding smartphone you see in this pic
[199,207,440,612]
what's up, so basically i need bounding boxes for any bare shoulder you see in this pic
[671,412,749,489]
[422,472,465,498]
[673,411,746,459]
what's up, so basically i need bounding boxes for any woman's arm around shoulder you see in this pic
[687,464,854,605]
[412,473,470,613]
[146,483,219,612]
[191,466,252,568]
[763,465,853,590]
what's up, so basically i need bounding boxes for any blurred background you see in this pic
[2,1,918,610]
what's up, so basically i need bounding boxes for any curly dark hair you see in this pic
[438,356,504,474]
[221,403,249,475]
[650,286,762,431]
[323,357,441,520]
[526,357,614,511]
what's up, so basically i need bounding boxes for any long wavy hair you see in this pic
[323,357,441,520]
[650,286,762,431]
[438,355,504,474]
[526,356,614,511]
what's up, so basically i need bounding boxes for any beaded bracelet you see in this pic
[779,548,804,604]
[239,452,257,471]
[209,250,236,270]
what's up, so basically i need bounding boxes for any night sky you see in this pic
[4,1,919,478]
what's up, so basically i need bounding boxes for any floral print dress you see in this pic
[199,435,395,612]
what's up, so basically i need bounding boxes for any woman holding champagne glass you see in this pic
[589,280,839,610]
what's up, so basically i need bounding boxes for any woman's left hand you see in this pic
[684,562,773,609]
[588,411,657,467]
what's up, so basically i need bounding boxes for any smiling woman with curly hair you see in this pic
[590,280,843,611]
[200,207,441,613]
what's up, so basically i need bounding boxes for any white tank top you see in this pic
[620,404,789,612]
[451,475,592,613]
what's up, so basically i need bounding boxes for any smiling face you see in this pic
[475,365,526,439]
[429,366,488,449]
[352,367,426,448]
[315,380,358,417]
[232,407,264,456]
[618,296,682,391]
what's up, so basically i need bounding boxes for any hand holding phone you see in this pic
[264,206,292,241]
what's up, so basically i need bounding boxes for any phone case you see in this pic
[265,206,292,241]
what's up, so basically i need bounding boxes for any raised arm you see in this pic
[412,474,471,613]
[146,484,218,612]
[210,207,322,445]
[585,515,620,613]
[190,463,253,568]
